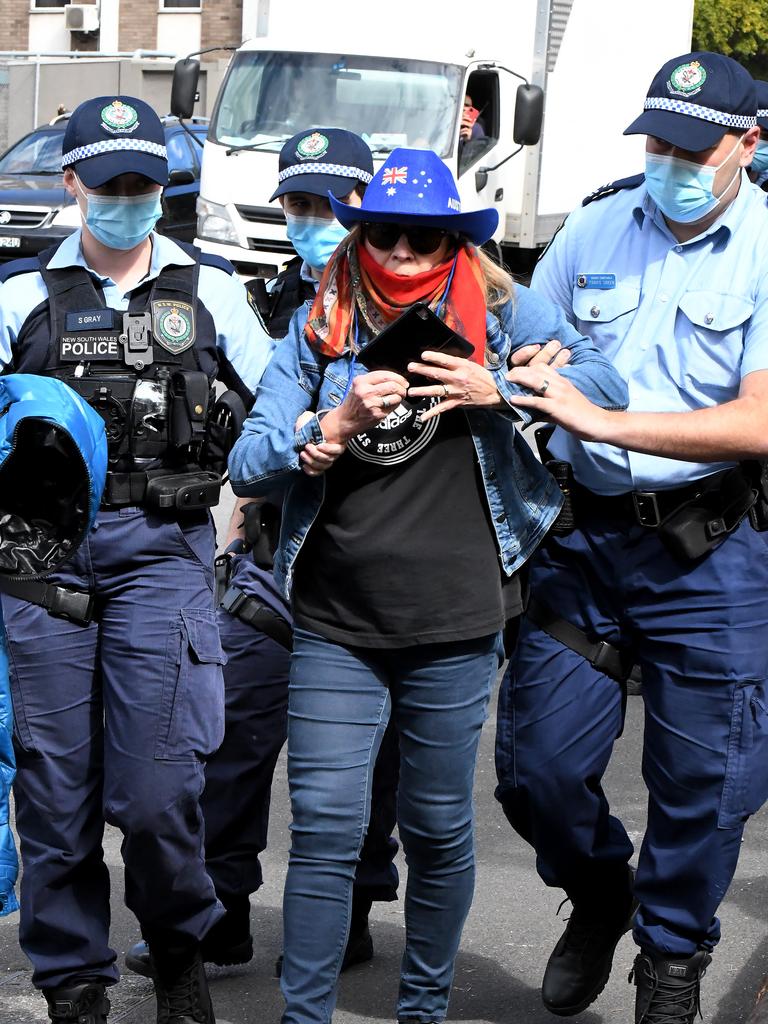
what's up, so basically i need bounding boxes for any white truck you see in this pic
[172,0,694,278]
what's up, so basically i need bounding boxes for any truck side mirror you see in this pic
[171,58,200,120]
[513,83,544,146]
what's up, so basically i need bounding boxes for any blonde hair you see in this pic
[476,245,515,310]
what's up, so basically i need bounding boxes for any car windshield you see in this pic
[211,51,462,156]
[0,129,64,175]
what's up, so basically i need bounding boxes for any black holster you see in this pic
[242,500,281,570]
[655,466,756,562]
[744,460,768,532]
[535,424,575,535]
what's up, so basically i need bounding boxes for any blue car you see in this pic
[0,113,208,261]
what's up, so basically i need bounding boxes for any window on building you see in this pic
[160,0,201,8]
[32,0,71,7]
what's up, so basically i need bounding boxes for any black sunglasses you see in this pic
[362,222,453,255]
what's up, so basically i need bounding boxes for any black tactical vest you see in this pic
[10,245,220,474]
[263,257,317,339]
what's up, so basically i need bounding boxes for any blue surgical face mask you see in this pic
[644,133,744,224]
[751,139,768,174]
[284,213,348,271]
[75,176,163,250]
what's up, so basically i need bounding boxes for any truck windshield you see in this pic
[212,51,462,156]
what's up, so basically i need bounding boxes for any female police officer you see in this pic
[0,95,271,1024]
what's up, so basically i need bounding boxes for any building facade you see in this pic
[0,0,249,62]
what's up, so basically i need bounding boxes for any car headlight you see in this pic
[50,203,81,228]
[197,197,239,245]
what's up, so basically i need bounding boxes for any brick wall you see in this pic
[119,0,158,53]
[201,0,243,59]
[0,0,29,51]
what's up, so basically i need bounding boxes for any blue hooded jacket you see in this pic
[0,374,107,915]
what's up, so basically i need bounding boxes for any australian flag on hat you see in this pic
[328,147,498,247]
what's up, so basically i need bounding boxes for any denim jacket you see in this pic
[229,283,628,600]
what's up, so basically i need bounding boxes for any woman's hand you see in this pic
[406,351,503,422]
[319,369,410,443]
[504,365,613,441]
[294,410,346,477]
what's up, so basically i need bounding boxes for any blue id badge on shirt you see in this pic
[576,274,616,289]
[65,309,115,332]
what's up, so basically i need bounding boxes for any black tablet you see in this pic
[359,302,475,380]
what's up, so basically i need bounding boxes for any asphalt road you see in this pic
[0,489,767,1023]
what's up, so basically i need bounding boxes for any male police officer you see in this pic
[0,96,272,1024]
[125,128,400,980]
[494,53,768,1024]
[749,79,768,189]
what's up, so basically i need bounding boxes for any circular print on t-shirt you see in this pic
[346,396,439,466]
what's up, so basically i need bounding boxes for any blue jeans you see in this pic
[281,628,503,1024]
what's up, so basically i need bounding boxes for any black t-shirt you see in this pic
[292,396,520,648]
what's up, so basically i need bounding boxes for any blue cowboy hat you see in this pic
[328,148,498,246]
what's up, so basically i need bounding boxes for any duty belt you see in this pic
[102,468,222,511]
[220,585,293,651]
[570,471,734,528]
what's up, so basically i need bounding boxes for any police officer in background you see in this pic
[124,128,401,981]
[0,96,271,1024]
[494,53,768,1024]
[748,79,768,189]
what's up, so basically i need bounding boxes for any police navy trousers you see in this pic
[202,555,400,908]
[3,507,225,990]
[495,514,768,956]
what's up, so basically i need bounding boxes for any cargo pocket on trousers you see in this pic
[154,608,226,761]
[718,681,768,828]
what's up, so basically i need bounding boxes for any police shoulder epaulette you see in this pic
[582,173,645,207]
[0,256,41,285]
[198,251,236,276]
[172,239,236,276]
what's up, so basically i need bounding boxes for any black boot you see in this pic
[150,941,215,1024]
[127,898,253,979]
[274,892,375,978]
[541,869,636,1016]
[44,982,110,1023]
[631,948,711,1024]
[342,894,374,970]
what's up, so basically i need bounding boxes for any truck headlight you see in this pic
[50,203,82,228]
[197,198,239,244]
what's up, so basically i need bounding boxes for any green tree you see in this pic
[693,0,768,79]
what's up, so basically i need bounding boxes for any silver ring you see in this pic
[538,378,550,396]
[381,395,391,409]
[442,383,451,398]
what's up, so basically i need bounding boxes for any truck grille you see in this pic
[235,204,286,225]
[0,206,51,229]
[247,237,295,255]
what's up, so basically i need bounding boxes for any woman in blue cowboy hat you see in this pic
[230,148,627,1024]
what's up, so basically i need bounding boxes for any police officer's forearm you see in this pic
[592,395,768,462]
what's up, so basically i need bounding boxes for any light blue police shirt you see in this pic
[0,230,275,395]
[532,172,768,494]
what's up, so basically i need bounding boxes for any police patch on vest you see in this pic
[346,397,438,466]
[152,300,196,354]
[60,332,121,361]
